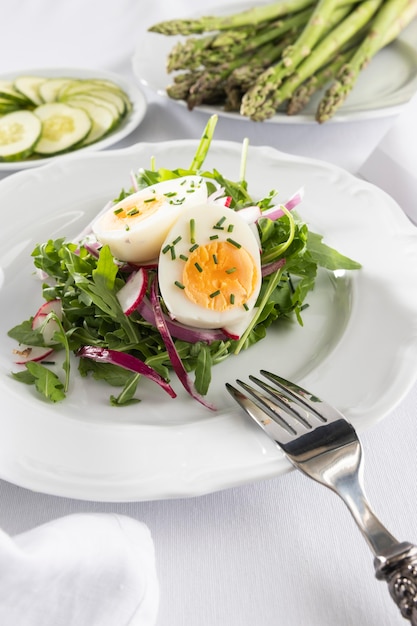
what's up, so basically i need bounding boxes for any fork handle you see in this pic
[374,542,417,624]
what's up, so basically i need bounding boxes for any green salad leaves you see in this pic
[8,115,360,406]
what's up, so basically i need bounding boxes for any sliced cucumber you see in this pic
[64,98,117,145]
[33,103,92,155]
[0,98,22,114]
[0,80,32,105]
[62,92,121,121]
[38,78,74,103]
[0,74,133,159]
[59,83,127,116]
[14,75,46,106]
[87,80,133,113]
[0,110,42,161]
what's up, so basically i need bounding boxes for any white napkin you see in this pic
[0,513,159,626]
[358,91,417,224]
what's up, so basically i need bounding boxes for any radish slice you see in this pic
[32,299,63,344]
[12,299,63,364]
[32,299,62,324]
[13,345,54,364]
[77,345,176,398]
[237,205,261,223]
[116,268,148,315]
[150,279,216,410]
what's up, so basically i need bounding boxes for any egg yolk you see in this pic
[182,241,258,311]
[103,194,166,230]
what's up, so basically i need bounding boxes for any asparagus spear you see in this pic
[186,41,280,110]
[240,1,354,121]
[167,30,253,72]
[167,71,206,101]
[148,0,360,35]
[267,0,383,113]
[224,39,295,111]
[149,0,318,35]
[288,0,417,115]
[167,9,312,72]
[316,0,414,122]
[286,51,353,114]
[171,10,313,110]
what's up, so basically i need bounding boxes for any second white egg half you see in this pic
[92,175,209,263]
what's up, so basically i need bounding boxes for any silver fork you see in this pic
[226,371,417,624]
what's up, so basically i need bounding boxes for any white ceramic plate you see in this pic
[1,140,417,502]
[0,67,147,171]
[133,5,417,124]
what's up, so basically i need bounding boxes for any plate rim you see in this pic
[1,139,417,502]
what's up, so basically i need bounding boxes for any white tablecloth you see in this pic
[1,2,417,625]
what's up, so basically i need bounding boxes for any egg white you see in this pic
[92,175,208,263]
[158,204,262,330]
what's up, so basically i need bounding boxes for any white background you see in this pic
[0,2,417,625]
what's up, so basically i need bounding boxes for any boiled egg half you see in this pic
[92,176,209,263]
[158,204,262,330]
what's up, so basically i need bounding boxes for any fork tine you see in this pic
[248,375,312,429]
[236,379,298,435]
[225,382,297,443]
[260,371,344,423]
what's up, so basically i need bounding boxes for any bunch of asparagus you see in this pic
[148,0,417,122]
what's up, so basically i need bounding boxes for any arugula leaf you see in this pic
[307,231,362,270]
[110,374,141,406]
[8,320,45,346]
[63,245,141,347]
[194,344,212,396]
[17,361,66,403]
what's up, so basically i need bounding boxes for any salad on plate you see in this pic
[8,115,360,410]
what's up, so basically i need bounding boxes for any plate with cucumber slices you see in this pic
[0,67,147,170]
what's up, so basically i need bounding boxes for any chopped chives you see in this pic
[212,254,218,264]
[172,236,182,245]
[162,244,171,254]
[189,243,199,252]
[210,290,221,298]
[164,191,177,197]
[243,303,249,311]
[170,247,176,260]
[179,254,188,262]
[230,294,235,304]
[189,218,196,244]
[209,234,219,240]
[194,262,203,273]
[114,207,123,215]
[127,208,139,216]
[144,197,156,203]
[226,238,241,248]
[227,224,234,232]
[175,281,185,289]
[225,267,237,274]
[213,216,226,229]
